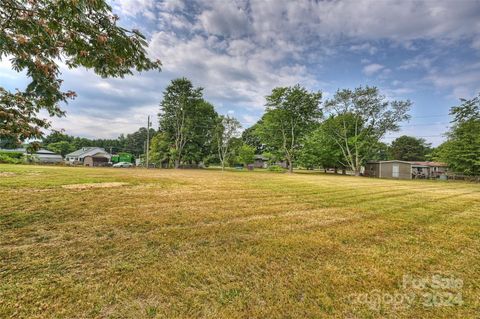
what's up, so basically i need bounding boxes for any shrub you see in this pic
[268,165,285,172]
[0,151,24,159]
[0,154,24,164]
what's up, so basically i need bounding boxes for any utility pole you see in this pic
[146,115,151,169]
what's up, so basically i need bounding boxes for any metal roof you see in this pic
[0,148,60,155]
[65,147,111,158]
[367,160,448,167]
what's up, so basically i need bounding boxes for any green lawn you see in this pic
[0,164,479,318]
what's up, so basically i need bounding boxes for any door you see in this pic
[392,164,399,178]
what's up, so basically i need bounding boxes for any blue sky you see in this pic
[2,0,480,146]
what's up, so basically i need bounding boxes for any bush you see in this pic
[0,154,24,164]
[267,165,285,172]
[0,151,24,159]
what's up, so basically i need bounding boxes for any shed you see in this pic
[365,160,448,180]
[253,155,268,168]
[34,149,64,163]
[365,160,412,179]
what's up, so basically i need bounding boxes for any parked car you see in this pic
[113,161,133,168]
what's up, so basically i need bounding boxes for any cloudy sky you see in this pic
[2,0,480,145]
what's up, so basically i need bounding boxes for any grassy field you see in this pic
[0,164,479,318]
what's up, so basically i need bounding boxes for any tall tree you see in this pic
[183,100,218,164]
[123,127,155,156]
[215,115,241,170]
[241,122,265,154]
[46,141,74,156]
[324,86,411,175]
[257,85,322,173]
[159,78,202,168]
[298,123,344,171]
[42,131,73,146]
[237,144,255,167]
[158,78,218,168]
[0,0,161,144]
[149,132,171,167]
[437,93,480,175]
[389,135,431,161]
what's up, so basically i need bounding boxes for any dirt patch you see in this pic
[0,172,16,177]
[62,182,128,190]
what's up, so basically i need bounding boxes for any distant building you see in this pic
[253,155,268,168]
[364,160,448,180]
[0,148,63,163]
[65,147,111,167]
[252,155,288,169]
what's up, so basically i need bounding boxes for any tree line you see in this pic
[149,78,410,174]
[148,78,479,176]
[6,77,478,176]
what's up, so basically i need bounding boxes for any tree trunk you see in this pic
[342,169,346,175]
[354,168,361,176]
[334,167,338,174]
[174,159,180,169]
[286,157,293,173]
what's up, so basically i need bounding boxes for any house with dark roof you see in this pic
[65,147,111,167]
[364,160,448,180]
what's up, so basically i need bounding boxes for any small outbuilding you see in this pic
[33,149,64,163]
[252,155,288,169]
[65,147,111,167]
[364,160,448,180]
[253,155,268,168]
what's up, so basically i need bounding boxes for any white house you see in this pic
[65,147,111,166]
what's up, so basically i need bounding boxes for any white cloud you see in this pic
[363,63,385,76]
[148,30,320,113]
[158,11,193,30]
[197,1,251,38]
[159,0,185,12]
[50,104,158,139]
[399,56,436,70]
[114,0,156,20]
[244,0,480,46]
[350,43,378,55]
[472,36,480,50]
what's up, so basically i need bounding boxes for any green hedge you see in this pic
[0,151,24,159]
[0,152,24,164]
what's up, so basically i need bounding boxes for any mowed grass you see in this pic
[0,165,479,318]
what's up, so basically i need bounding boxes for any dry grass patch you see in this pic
[61,182,128,190]
[0,172,16,177]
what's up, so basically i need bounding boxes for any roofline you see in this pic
[367,160,412,164]
[65,147,109,158]
[367,160,448,167]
